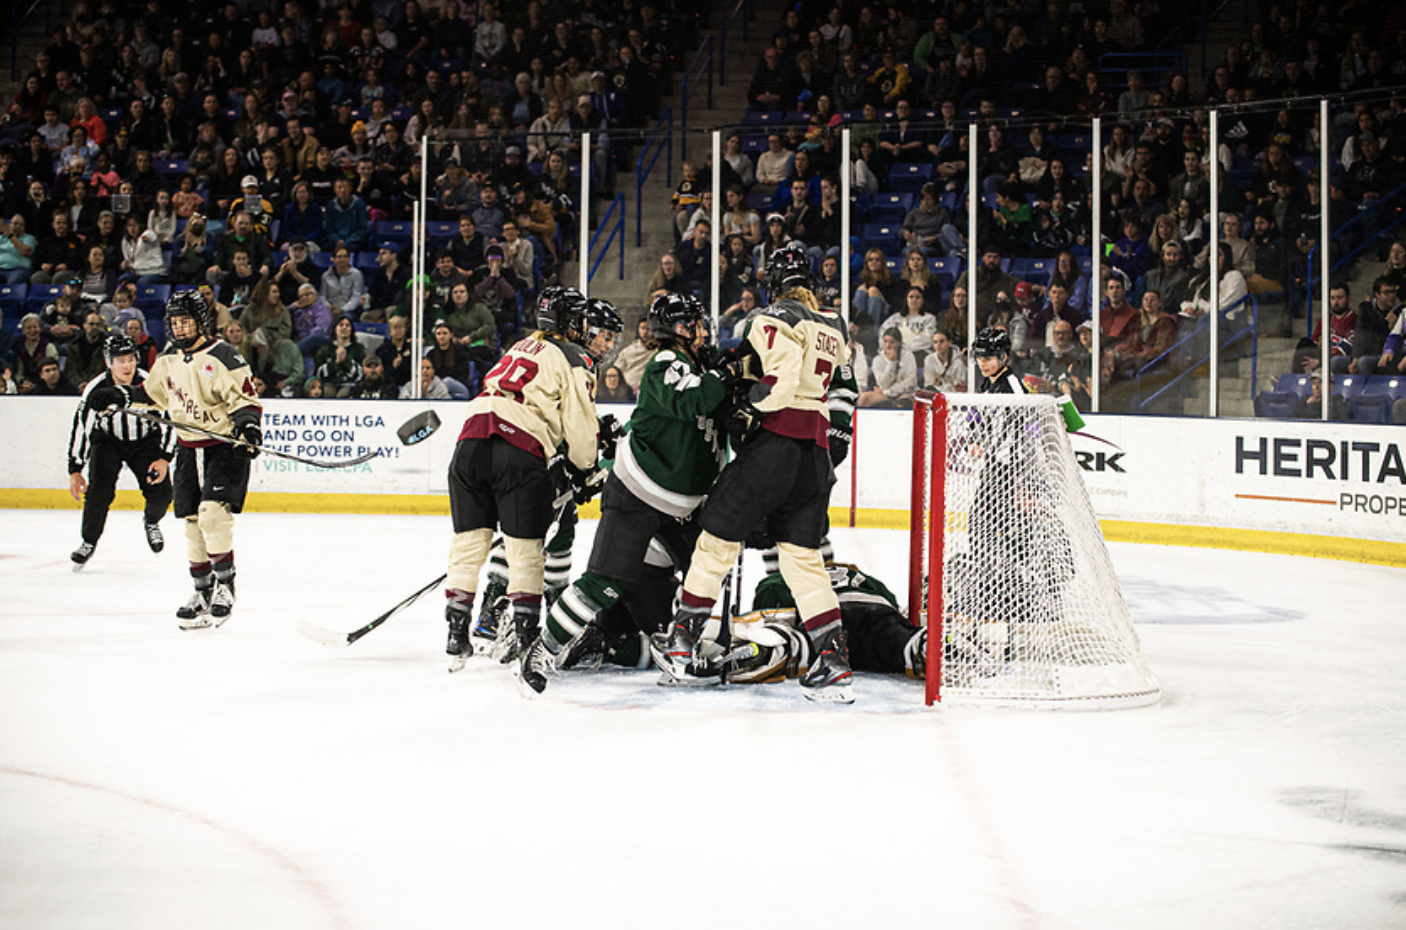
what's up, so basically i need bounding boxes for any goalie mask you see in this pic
[765,243,815,295]
[582,297,624,361]
[164,288,215,351]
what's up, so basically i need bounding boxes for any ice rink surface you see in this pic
[2,508,1404,930]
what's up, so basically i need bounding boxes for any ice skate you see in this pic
[799,626,855,704]
[144,522,164,553]
[556,622,607,671]
[208,578,235,627]
[651,607,719,688]
[70,541,96,570]
[495,599,539,664]
[471,596,507,657]
[177,585,215,630]
[512,636,555,697]
[446,602,471,672]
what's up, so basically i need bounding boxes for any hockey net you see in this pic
[909,391,1160,709]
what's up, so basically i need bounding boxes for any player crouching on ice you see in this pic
[442,287,620,670]
[657,243,857,703]
[90,290,263,629]
[68,333,176,569]
[513,292,739,694]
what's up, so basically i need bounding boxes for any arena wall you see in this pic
[3,398,1403,567]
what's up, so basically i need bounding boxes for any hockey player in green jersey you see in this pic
[749,561,927,677]
[514,292,741,694]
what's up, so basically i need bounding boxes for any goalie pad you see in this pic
[695,609,812,683]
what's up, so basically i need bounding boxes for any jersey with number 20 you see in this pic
[458,332,599,471]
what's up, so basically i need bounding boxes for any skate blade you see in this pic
[447,652,470,673]
[470,636,496,657]
[655,670,721,688]
[801,682,855,704]
[510,667,546,698]
[71,562,87,573]
[178,617,214,631]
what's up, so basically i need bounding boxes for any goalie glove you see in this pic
[233,421,262,460]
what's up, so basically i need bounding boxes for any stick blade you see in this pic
[297,618,353,647]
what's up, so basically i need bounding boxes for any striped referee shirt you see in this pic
[67,371,177,475]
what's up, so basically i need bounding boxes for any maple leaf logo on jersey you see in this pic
[200,360,217,379]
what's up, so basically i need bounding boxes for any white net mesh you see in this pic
[912,393,1160,709]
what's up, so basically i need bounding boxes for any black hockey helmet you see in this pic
[765,242,814,295]
[972,326,1011,359]
[582,297,624,360]
[164,288,214,350]
[103,333,137,363]
[536,285,588,338]
[646,291,706,342]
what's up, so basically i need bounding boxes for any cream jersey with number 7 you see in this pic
[743,299,848,442]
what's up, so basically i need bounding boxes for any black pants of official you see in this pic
[81,438,172,544]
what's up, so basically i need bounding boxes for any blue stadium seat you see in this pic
[1349,377,1406,423]
[868,193,910,225]
[889,163,934,194]
[1009,258,1053,277]
[742,109,782,126]
[929,257,962,277]
[860,223,899,251]
[373,220,414,243]
[1273,373,1315,398]
[135,284,171,311]
[426,221,457,244]
[0,283,27,315]
[155,159,188,175]
[311,252,334,269]
[354,252,380,274]
[25,284,62,313]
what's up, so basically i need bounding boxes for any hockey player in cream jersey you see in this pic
[443,287,618,667]
[657,243,857,702]
[514,292,738,694]
[90,289,263,628]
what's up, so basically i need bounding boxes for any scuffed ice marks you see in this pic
[1122,579,1300,625]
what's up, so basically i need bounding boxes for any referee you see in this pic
[68,334,175,568]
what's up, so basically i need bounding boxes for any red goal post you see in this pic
[909,390,1160,709]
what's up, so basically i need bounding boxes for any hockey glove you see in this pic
[87,383,133,412]
[570,464,607,505]
[233,422,262,460]
[719,379,764,446]
[827,422,852,467]
[597,413,625,461]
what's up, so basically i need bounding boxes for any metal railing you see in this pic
[635,107,673,248]
[717,0,752,87]
[1133,295,1258,415]
[680,36,714,158]
[587,193,627,284]
[1304,179,1406,336]
[10,0,53,81]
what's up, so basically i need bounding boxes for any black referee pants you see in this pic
[81,439,173,544]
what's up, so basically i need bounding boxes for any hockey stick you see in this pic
[116,408,382,468]
[118,408,442,469]
[298,573,447,647]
